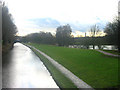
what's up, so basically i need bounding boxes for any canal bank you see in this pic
[28,45,78,89]
[26,44,93,89]
[2,43,59,88]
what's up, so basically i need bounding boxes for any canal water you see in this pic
[2,43,59,88]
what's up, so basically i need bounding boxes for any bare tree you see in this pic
[89,25,101,49]
[89,25,101,37]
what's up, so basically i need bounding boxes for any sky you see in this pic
[5,0,119,36]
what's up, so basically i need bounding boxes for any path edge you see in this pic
[96,49,120,57]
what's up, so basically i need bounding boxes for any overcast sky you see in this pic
[5,0,119,36]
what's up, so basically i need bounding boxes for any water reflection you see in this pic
[3,43,59,88]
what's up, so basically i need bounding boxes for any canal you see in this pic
[2,43,59,88]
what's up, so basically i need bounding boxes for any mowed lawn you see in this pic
[29,43,119,88]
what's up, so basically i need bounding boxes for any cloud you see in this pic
[20,17,108,35]
[64,17,108,32]
[28,18,60,28]
[6,0,118,36]
[7,0,118,22]
[16,18,60,36]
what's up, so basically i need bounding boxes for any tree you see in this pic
[104,18,119,51]
[2,2,17,45]
[21,32,55,45]
[56,24,73,46]
[89,25,101,49]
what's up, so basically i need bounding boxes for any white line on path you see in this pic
[27,45,94,89]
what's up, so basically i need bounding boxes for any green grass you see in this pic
[28,43,119,88]
[101,50,120,55]
[30,47,77,89]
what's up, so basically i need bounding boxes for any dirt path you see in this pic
[27,45,93,89]
[96,50,120,57]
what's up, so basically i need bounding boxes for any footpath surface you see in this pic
[96,50,120,57]
[27,45,93,89]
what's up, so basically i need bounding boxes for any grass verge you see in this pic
[28,43,119,88]
[30,46,78,89]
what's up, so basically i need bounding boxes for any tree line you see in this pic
[20,18,119,51]
[104,18,120,51]
[21,32,55,44]
[75,19,119,50]
[20,24,73,46]
[2,0,118,51]
[2,2,17,54]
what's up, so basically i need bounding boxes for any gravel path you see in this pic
[27,45,93,89]
[96,50,120,57]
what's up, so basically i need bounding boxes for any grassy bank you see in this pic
[28,43,119,88]
[30,47,77,89]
